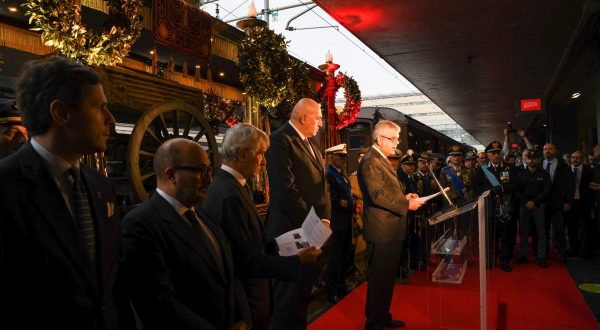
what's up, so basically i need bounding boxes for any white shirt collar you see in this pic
[220,164,246,186]
[156,187,193,218]
[288,120,307,141]
[30,137,77,178]
[372,145,387,159]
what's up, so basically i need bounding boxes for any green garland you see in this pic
[24,0,143,66]
[239,26,314,121]
[239,26,291,108]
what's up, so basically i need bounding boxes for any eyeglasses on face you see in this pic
[381,136,400,143]
[171,164,213,176]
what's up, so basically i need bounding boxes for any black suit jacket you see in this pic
[573,165,594,206]
[265,122,331,239]
[122,192,249,330]
[545,158,575,208]
[0,143,127,330]
[357,148,409,243]
[202,169,300,327]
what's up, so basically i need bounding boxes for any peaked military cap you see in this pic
[388,149,402,159]
[485,141,503,153]
[448,144,464,156]
[528,145,543,159]
[325,143,347,155]
[0,102,22,125]
[400,154,417,164]
[465,151,477,160]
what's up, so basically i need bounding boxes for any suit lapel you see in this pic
[217,170,264,232]
[284,123,323,170]
[18,144,98,292]
[371,148,397,178]
[152,194,227,283]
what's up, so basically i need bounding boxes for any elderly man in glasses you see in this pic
[358,120,424,330]
[122,138,250,330]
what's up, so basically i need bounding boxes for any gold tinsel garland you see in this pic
[24,0,143,66]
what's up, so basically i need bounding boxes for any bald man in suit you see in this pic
[265,98,331,329]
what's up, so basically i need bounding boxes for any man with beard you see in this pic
[513,148,551,267]
[122,138,249,330]
[541,143,574,264]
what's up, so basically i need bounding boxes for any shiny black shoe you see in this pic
[384,319,406,328]
[537,259,548,268]
[327,294,340,303]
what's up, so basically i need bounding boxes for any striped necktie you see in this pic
[69,167,96,262]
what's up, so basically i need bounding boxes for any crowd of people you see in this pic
[1,56,600,330]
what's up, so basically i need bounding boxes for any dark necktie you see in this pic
[68,167,96,262]
[244,183,253,202]
[184,209,224,273]
[304,138,315,159]
[573,167,578,178]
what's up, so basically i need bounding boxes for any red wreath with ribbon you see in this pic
[316,72,362,130]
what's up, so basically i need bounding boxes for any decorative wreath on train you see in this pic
[24,0,143,66]
[316,72,362,129]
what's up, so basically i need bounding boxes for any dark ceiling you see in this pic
[313,0,590,145]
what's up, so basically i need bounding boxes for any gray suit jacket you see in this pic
[357,148,409,243]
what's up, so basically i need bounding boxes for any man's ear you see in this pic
[49,100,70,126]
[165,167,177,183]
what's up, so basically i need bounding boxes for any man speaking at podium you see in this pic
[358,120,424,330]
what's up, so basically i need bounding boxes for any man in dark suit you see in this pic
[121,138,249,330]
[542,143,575,264]
[0,56,130,329]
[202,123,320,330]
[265,98,331,329]
[565,150,593,258]
[324,143,355,303]
[358,120,424,330]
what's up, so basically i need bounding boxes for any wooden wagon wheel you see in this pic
[127,100,218,202]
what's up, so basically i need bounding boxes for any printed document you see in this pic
[415,187,450,203]
[275,207,332,256]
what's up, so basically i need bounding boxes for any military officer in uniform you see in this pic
[474,141,519,272]
[464,151,477,169]
[324,143,355,302]
[439,145,475,206]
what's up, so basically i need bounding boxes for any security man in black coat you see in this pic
[513,148,552,267]
[474,141,519,272]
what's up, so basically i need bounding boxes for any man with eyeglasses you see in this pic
[122,138,250,330]
[358,120,424,330]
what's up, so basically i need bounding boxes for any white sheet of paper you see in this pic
[274,207,332,256]
[415,187,450,202]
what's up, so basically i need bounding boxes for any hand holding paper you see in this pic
[415,187,450,203]
[274,207,332,256]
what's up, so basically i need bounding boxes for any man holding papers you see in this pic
[358,120,424,330]
[265,98,331,329]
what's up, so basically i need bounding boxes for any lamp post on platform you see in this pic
[318,50,340,148]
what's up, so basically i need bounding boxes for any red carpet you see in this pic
[309,258,598,329]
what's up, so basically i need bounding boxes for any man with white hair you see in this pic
[358,120,424,330]
[202,123,320,330]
